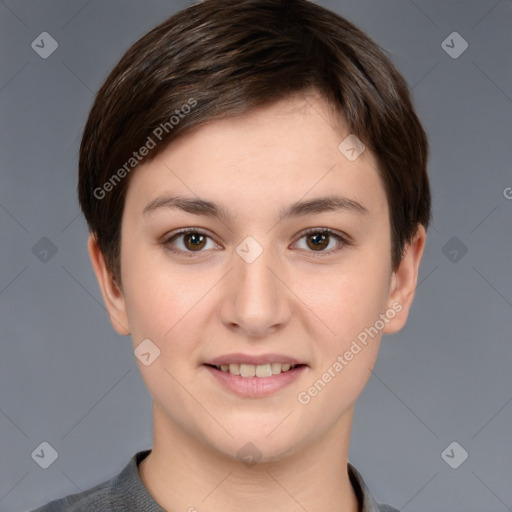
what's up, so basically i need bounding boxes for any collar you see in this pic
[348,461,395,512]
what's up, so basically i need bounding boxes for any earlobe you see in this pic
[383,225,427,335]
[87,234,131,336]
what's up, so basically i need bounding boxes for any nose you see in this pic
[218,242,292,339]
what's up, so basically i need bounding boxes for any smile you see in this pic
[203,363,308,398]
[207,362,302,378]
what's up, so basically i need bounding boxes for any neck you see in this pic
[139,403,360,512]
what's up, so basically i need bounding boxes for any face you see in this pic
[90,93,425,463]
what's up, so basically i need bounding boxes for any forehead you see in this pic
[124,94,388,221]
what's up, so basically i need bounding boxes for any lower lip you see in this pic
[203,365,307,398]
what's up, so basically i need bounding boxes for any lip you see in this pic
[203,364,308,398]
[205,353,305,366]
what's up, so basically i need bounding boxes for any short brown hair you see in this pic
[79,0,431,285]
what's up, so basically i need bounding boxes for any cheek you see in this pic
[121,254,219,391]
[293,268,389,422]
[123,264,207,416]
[124,275,198,344]
[122,273,169,341]
[121,238,202,339]
[295,258,391,346]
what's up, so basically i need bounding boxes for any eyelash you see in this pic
[162,227,350,258]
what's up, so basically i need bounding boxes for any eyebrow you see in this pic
[142,194,369,221]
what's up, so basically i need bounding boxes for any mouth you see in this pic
[203,359,308,398]
[204,362,306,378]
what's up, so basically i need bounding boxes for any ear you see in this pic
[382,225,427,335]
[87,234,131,336]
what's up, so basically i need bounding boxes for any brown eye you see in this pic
[293,228,348,255]
[164,229,220,255]
[183,232,207,251]
[305,232,330,251]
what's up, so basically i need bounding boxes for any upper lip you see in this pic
[205,353,306,366]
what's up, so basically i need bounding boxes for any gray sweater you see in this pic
[32,450,400,511]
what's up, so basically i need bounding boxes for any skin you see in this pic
[88,92,426,512]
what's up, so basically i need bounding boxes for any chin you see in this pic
[202,424,304,465]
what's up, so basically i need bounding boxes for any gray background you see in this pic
[1,0,511,511]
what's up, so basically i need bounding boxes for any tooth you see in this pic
[229,363,240,375]
[271,363,282,375]
[218,362,300,377]
[256,364,272,377]
[240,364,256,377]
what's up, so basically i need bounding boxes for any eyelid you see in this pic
[162,227,213,242]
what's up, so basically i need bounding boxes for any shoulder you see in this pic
[30,450,154,512]
[30,478,112,512]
